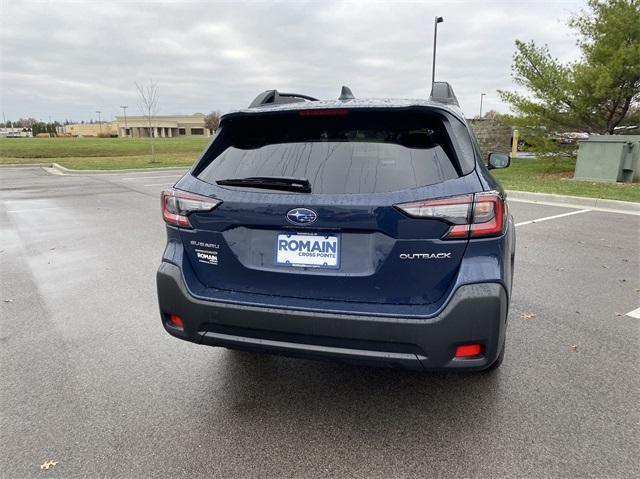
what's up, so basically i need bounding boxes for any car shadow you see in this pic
[191,349,505,475]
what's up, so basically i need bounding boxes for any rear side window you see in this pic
[195,110,463,194]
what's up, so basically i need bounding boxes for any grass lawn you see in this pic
[0,137,209,170]
[492,157,640,203]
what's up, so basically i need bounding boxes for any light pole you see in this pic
[479,93,486,118]
[431,16,444,92]
[120,105,128,137]
[96,110,102,133]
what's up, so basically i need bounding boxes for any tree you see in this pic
[31,122,46,136]
[499,0,640,140]
[135,79,160,162]
[482,110,500,120]
[204,111,221,134]
[45,122,58,136]
[15,117,37,128]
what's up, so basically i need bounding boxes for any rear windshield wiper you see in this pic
[216,176,312,193]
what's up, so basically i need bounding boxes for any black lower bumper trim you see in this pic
[203,330,426,367]
[157,262,508,371]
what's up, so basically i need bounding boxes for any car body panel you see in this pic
[175,170,483,306]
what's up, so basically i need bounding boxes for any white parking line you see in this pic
[515,209,592,227]
[121,175,181,181]
[509,198,640,216]
[143,182,173,187]
[83,170,187,177]
[626,307,640,319]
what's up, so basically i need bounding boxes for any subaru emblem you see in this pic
[286,208,317,225]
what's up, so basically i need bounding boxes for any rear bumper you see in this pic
[157,262,508,371]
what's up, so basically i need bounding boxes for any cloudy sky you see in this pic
[0,0,587,122]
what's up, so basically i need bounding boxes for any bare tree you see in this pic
[204,110,221,134]
[482,110,499,120]
[15,117,38,128]
[135,80,160,162]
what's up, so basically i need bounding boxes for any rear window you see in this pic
[195,110,463,194]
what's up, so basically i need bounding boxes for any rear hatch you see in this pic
[176,108,481,306]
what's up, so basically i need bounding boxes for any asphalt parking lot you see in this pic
[1,166,638,478]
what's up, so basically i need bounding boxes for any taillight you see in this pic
[394,195,472,223]
[161,189,221,228]
[469,192,504,238]
[394,192,505,240]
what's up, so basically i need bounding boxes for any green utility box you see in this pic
[574,135,640,183]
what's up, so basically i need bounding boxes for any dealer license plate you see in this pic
[275,233,340,269]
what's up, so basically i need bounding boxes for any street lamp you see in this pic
[96,110,102,133]
[431,16,444,92]
[120,105,128,137]
[479,93,486,118]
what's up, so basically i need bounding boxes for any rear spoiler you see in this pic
[249,90,318,108]
[248,86,356,108]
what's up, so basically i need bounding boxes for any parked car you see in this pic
[157,82,516,371]
[553,131,589,144]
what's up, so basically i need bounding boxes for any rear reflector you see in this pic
[161,189,222,229]
[455,344,482,358]
[394,191,505,240]
[168,314,184,329]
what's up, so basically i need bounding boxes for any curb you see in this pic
[47,163,189,175]
[1,162,189,174]
[506,190,640,214]
[0,162,52,168]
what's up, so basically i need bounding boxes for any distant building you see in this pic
[63,122,117,137]
[113,114,210,138]
[0,127,32,138]
[60,114,211,138]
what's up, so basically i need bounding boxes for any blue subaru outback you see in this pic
[157,83,516,371]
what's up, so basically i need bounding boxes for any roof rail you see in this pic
[249,90,318,108]
[429,81,459,107]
